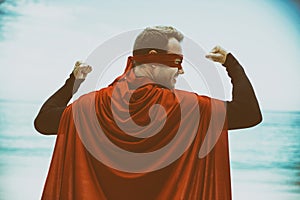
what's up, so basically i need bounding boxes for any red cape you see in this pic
[42,70,231,200]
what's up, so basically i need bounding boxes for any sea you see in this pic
[0,100,300,200]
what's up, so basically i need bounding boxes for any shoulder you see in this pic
[174,89,210,104]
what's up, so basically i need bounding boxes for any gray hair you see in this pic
[133,26,184,55]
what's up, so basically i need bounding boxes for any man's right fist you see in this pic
[205,46,228,65]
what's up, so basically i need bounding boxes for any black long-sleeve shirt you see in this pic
[34,53,262,135]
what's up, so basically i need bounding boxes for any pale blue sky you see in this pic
[0,0,299,111]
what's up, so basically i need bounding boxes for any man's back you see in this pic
[41,73,231,200]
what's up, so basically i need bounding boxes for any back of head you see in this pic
[133,26,184,56]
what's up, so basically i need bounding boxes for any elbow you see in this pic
[227,100,263,130]
[256,109,263,124]
[246,107,263,128]
[34,116,46,135]
[34,116,56,135]
[230,112,262,130]
[250,110,263,127]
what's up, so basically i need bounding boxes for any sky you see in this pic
[0,0,299,111]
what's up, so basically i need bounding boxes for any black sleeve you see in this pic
[34,73,84,135]
[223,53,262,130]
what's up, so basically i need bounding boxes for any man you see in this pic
[35,26,262,200]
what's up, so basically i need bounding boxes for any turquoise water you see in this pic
[0,100,299,200]
[0,100,56,200]
[229,111,300,199]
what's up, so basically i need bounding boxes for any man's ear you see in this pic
[148,50,157,54]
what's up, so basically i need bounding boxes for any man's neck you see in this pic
[134,65,154,80]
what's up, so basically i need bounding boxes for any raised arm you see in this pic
[34,62,92,135]
[206,46,262,130]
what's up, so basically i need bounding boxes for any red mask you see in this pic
[109,53,183,86]
[132,53,183,70]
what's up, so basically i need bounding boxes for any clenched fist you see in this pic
[73,61,92,79]
[205,46,228,65]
